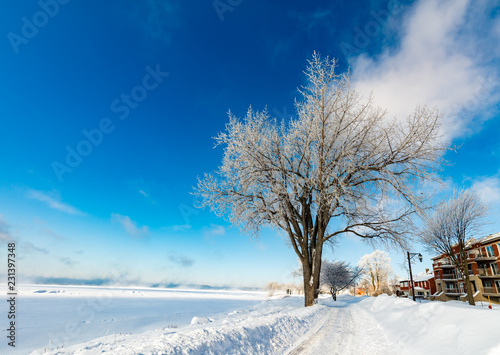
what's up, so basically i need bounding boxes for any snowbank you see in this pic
[31,297,325,355]
[13,286,500,354]
[1,285,266,354]
[357,294,500,354]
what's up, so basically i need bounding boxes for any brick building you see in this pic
[431,232,500,304]
[399,270,436,299]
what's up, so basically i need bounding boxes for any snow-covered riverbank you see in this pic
[2,285,500,354]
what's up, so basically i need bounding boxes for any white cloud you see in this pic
[27,190,84,215]
[472,177,500,205]
[350,0,499,140]
[203,224,226,240]
[112,213,149,238]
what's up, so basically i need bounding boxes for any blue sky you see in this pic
[0,0,499,288]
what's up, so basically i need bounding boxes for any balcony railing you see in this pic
[482,287,500,295]
[439,262,455,268]
[475,254,496,261]
[442,274,457,280]
[445,287,460,294]
[478,269,500,277]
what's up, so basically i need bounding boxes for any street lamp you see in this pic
[407,251,423,302]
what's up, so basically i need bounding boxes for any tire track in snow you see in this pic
[291,305,399,355]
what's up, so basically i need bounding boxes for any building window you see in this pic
[491,263,499,275]
[486,245,495,257]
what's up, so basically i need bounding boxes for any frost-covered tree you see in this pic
[358,250,393,296]
[195,53,448,306]
[321,261,362,300]
[389,275,401,296]
[421,189,488,306]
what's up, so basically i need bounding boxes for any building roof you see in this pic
[478,232,500,245]
[400,271,434,283]
[431,232,500,259]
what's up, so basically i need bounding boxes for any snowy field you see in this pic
[2,285,500,354]
[0,285,266,354]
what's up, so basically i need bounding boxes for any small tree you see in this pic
[389,275,401,296]
[358,250,393,296]
[421,189,488,306]
[195,53,448,306]
[321,260,362,300]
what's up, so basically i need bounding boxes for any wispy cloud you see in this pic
[472,176,500,205]
[33,217,65,240]
[169,254,195,267]
[292,8,334,35]
[112,213,149,238]
[172,224,191,232]
[125,178,160,204]
[27,190,84,215]
[350,0,499,140]
[22,241,49,254]
[203,224,226,241]
[121,0,180,44]
[0,216,13,242]
[59,256,77,267]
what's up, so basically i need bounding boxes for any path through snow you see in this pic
[291,298,399,355]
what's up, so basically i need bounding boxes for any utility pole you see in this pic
[407,251,423,302]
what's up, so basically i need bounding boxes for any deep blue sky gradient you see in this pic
[0,0,499,287]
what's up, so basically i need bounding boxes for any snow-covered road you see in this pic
[291,299,398,355]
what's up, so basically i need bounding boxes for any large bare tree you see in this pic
[421,189,488,305]
[195,53,448,306]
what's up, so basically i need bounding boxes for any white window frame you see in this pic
[486,245,495,257]
[491,263,499,275]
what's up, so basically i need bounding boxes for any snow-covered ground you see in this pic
[2,285,500,354]
[0,285,266,354]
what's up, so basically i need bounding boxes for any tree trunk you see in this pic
[302,243,323,307]
[465,274,475,306]
[304,276,315,306]
[303,260,315,307]
[312,242,323,300]
[463,265,475,306]
[459,243,475,306]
